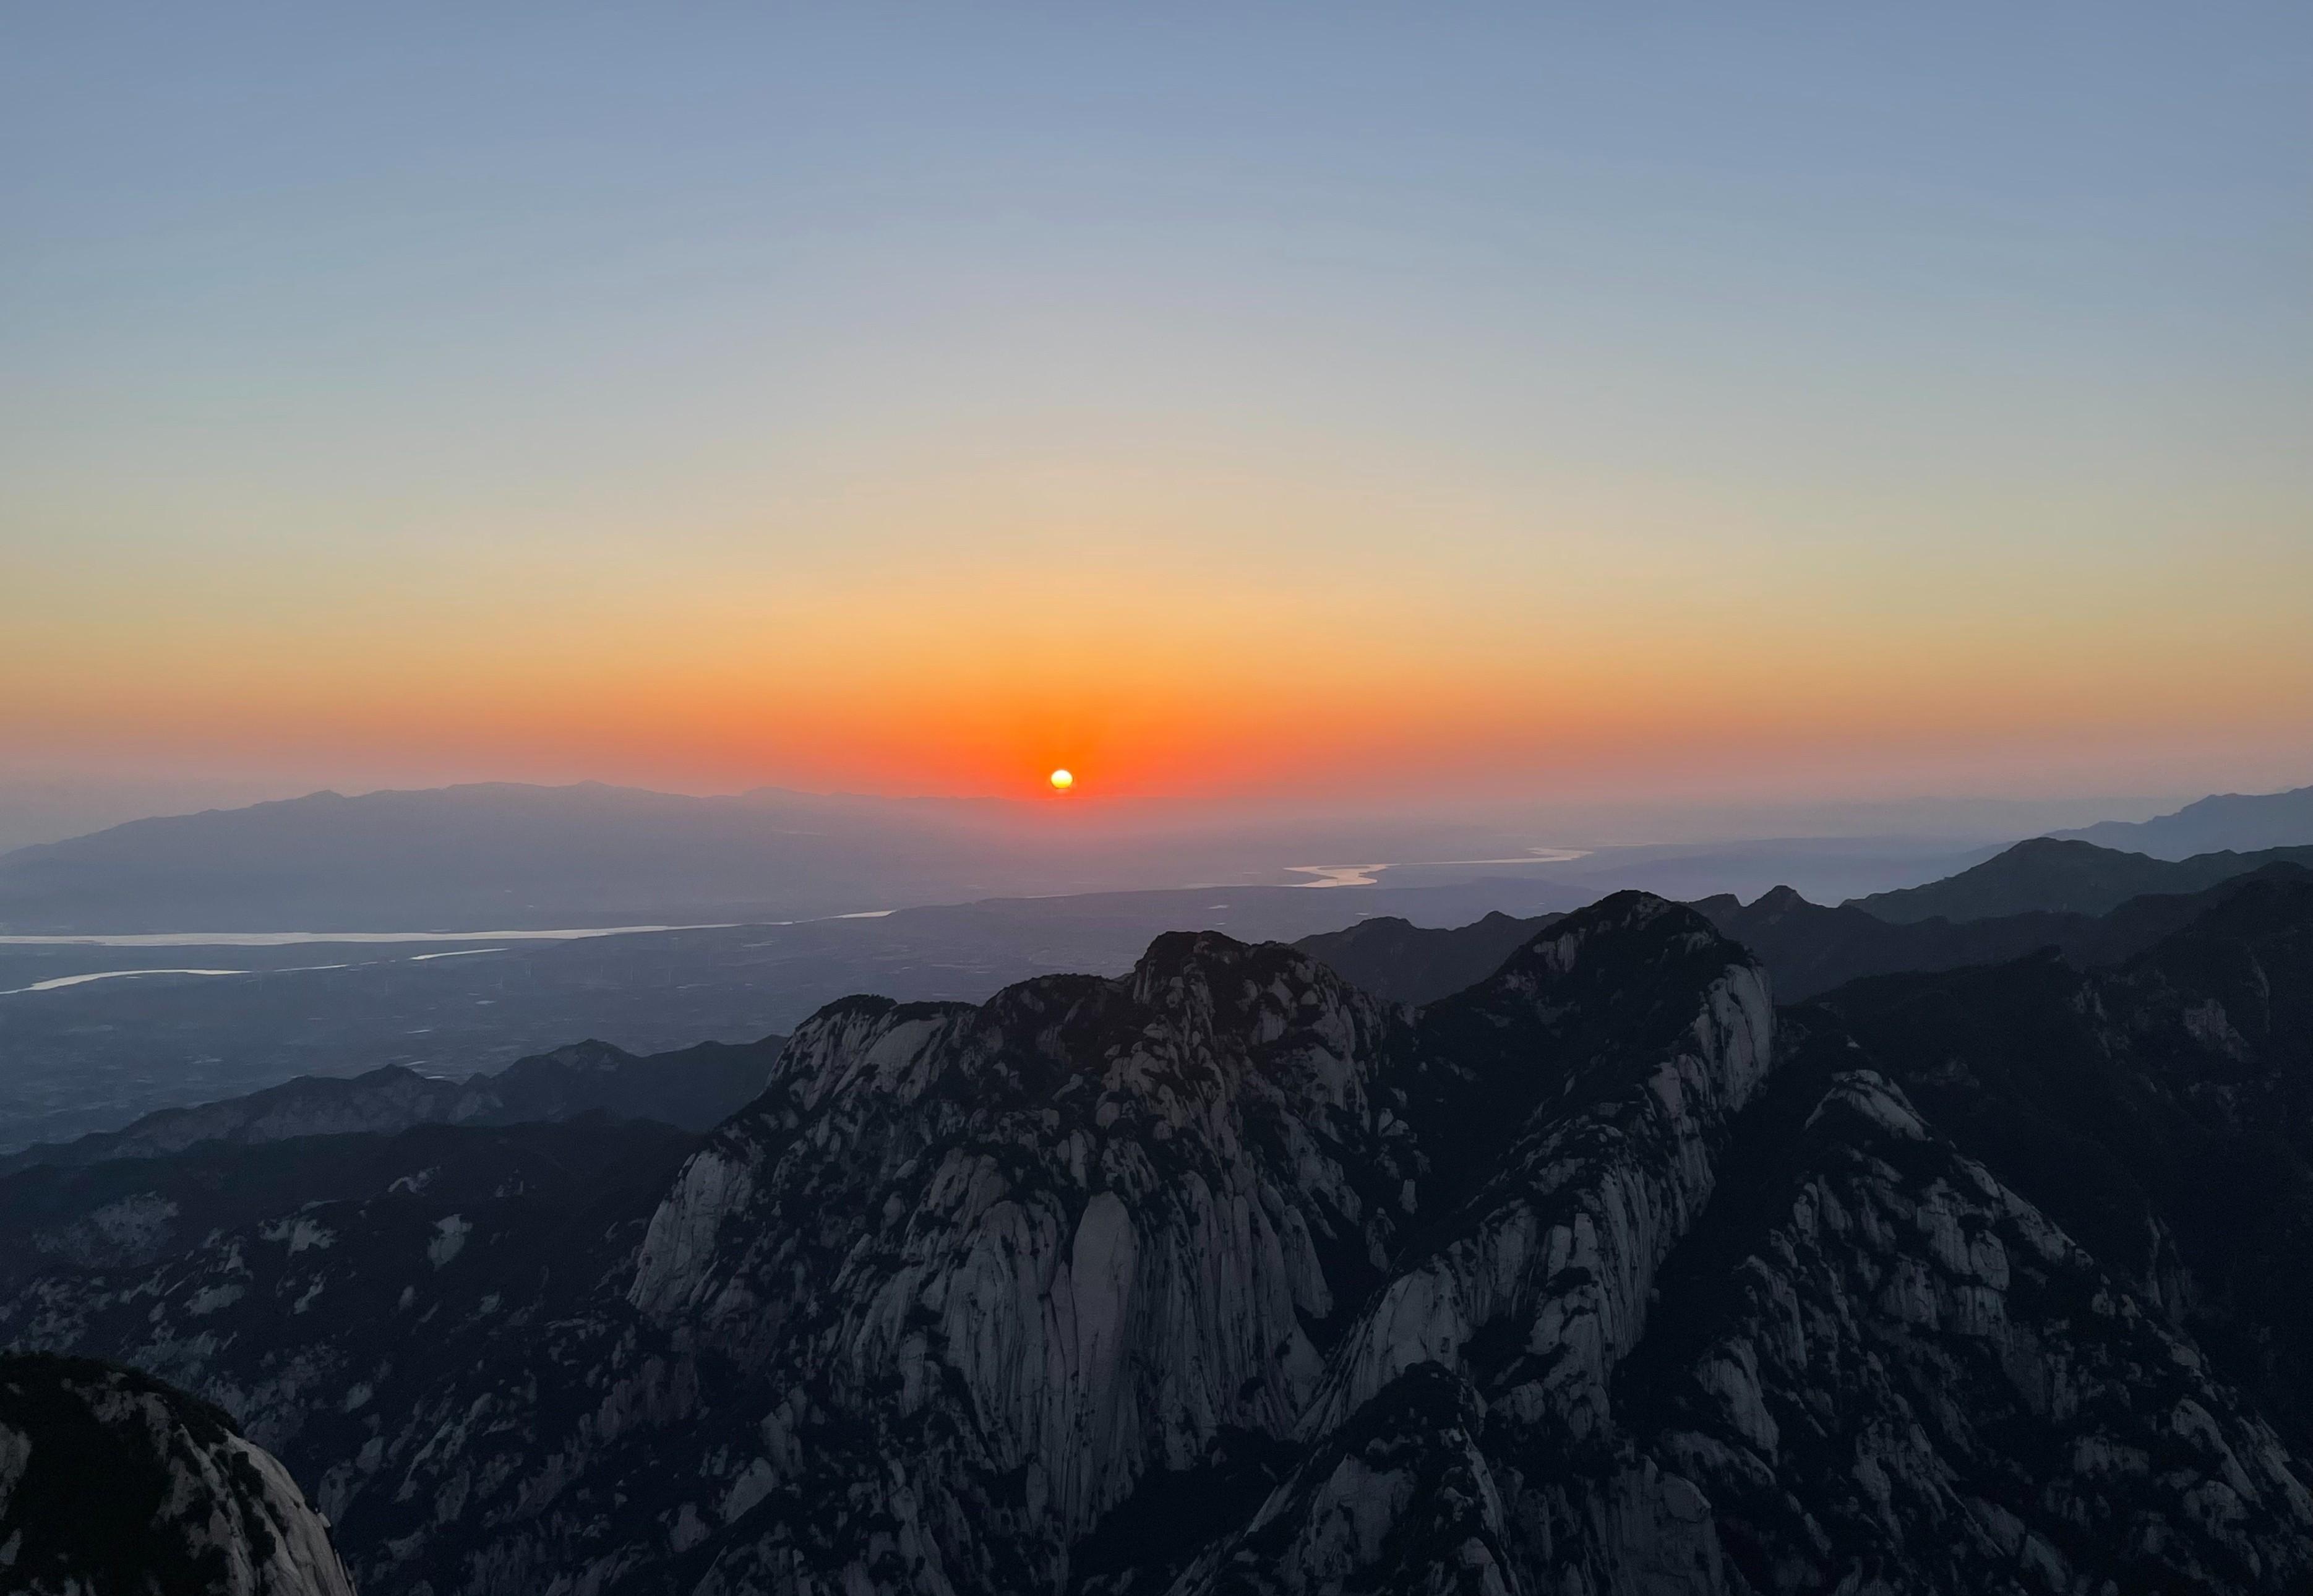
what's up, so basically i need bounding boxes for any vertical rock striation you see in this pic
[0,1350,356,1596]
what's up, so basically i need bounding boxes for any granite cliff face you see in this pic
[0,1350,355,1595]
[1174,897,1774,1596]
[1817,872,2313,1449]
[4,887,2312,1593]
[1625,1057,2313,1594]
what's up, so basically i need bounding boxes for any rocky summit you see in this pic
[2,887,2311,1593]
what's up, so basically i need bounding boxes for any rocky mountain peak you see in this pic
[1478,890,1746,990]
[503,1038,635,1076]
[1748,883,1809,916]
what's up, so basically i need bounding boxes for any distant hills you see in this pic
[2057,783,2313,859]
[0,782,1068,932]
[1296,852,2313,1005]
[6,775,2309,937]
[1290,909,1561,1003]
[1701,863,2313,997]
[0,1034,781,1175]
[1848,836,2313,924]
[0,780,1597,933]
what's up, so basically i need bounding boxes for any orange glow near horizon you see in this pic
[6,443,2311,807]
[11,606,2312,809]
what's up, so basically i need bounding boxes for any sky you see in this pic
[4,3,2309,819]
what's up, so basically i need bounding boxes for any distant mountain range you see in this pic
[1848,836,2313,922]
[28,838,2299,1182]
[1292,908,1564,1003]
[23,776,2312,935]
[0,781,1622,933]
[1296,846,2313,1005]
[1693,867,2313,997]
[0,1034,783,1176]
[7,809,2308,1156]
[2056,782,2313,859]
[0,782,1073,932]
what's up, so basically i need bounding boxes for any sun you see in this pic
[1048,768,1074,792]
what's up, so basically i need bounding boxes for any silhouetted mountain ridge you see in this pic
[0,780,1602,933]
[1292,908,1561,1002]
[0,1032,782,1174]
[1294,857,2313,1004]
[1848,835,2313,923]
[0,782,1058,932]
[2057,783,2313,859]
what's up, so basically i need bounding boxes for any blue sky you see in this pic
[4,4,2308,808]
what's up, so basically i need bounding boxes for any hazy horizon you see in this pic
[3,761,2295,860]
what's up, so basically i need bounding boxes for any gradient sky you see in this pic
[5,4,2309,809]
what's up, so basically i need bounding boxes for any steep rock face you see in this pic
[1181,1048,2313,1596]
[0,1350,356,1595]
[1178,896,1772,1596]
[314,894,1769,1595]
[622,932,1425,1590]
[1629,1062,2313,1594]
[1316,899,1774,1428]
[1814,873,2313,1446]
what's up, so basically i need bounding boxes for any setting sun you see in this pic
[1049,768,1074,792]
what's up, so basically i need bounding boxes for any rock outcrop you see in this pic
[0,1350,356,1595]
